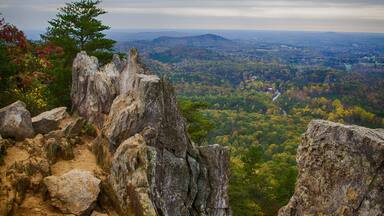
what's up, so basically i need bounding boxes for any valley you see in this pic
[113,32,384,215]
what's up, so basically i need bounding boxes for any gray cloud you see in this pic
[0,0,383,33]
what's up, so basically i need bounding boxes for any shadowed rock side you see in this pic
[279,120,384,216]
[72,48,231,216]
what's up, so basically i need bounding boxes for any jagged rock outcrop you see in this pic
[32,107,68,134]
[71,52,126,127]
[119,48,152,94]
[43,169,101,215]
[279,120,384,216]
[72,49,230,216]
[0,101,34,140]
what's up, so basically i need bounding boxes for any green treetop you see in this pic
[42,0,115,65]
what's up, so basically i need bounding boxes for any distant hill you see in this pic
[114,34,234,63]
[106,31,195,41]
[151,34,232,47]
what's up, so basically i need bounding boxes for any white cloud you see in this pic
[105,6,384,20]
[0,0,383,32]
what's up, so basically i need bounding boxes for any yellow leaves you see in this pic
[12,83,49,114]
[222,135,230,143]
[266,144,278,156]
[327,99,379,126]
[230,156,245,170]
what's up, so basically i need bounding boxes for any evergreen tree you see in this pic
[42,0,115,65]
[178,99,214,145]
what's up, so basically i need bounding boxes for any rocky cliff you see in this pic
[279,120,384,216]
[0,49,230,216]
[72,48,230,216]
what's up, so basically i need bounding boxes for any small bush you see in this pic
[82,123,97,137]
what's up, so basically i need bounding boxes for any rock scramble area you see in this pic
[0,48,230,216]
[279,120,384,216]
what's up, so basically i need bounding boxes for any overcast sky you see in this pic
[1,0,384,33]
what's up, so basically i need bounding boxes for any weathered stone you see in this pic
[71,49,230,216]
[71,51,121,127]
[109,134,157,216]
[119,48,152,94]
[112,53,127,73]
[0,101,34,140]
[279,120,384,216]
[45,137,74,163]
[44,169,101,215]
[198,144,230,216]
[152,148,191,216]
[63,117,85,138]
[104,50,188,157]
[42,117,85,142]
[32,107,68,134]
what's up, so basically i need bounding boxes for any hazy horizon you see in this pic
[21,28,384,42]
[1,0,384,34]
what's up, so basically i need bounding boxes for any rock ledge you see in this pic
[279,120,384,216]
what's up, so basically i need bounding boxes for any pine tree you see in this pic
[42,0,115,65]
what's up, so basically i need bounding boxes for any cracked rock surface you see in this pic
[43,169,101,215]
[32,107,68,134]
[73,49,231,216]
[279,120,384,216]
[71,52,125,127]
[0,101,34,140]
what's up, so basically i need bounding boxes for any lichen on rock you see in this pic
[279,120,384,216]
[0,101,34,140]
[43,169,101,215]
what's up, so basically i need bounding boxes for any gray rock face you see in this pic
[44,169,101,215]
[63,117,85,138]
[32,107,68,134]
[119,48,152,94]
[71,51,125,127]
[198,145,231,216]
[109,134,157,216]
[73,49,230,215]
[279,120,384,216]
[0,101,34,140]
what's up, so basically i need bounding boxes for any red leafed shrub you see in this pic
[0,18,27,49]
[0,17,64,70]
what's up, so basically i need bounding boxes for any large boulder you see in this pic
[43,169,101,215]
[0,101,34,140]
[279,120,384,216]
[85,49,231,216]
[32,107,68,134]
